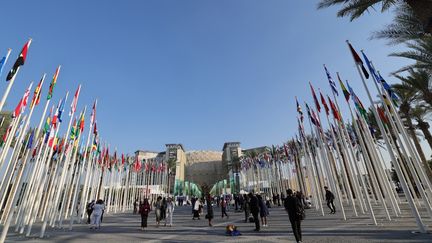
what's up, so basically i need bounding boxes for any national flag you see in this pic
[320,91,329,115]
[47,66,61,100]
[79,111,85,133]
[337,72,350,102]
[1,126,12,147]
[347,41,369,79]
[27,130,34,149]
[6,40,31,81]
[361,51,379,81]
[311,109,321,127]
[44,106,53,134]
[328,96,341,121]
[69,85,81,116]
[296,97,304,122]
[57,96,66,123]
[122,153,125,165]
[134,156,142,172]
[13,83,33,118]
[90,100,97,126]
[30,75,44,108]
[378,73,399,105]
[347,81,367,118]
[93,121,98,135]
[0,49,11,77]
[324,65,338,95]
[377,105,389,125]
[70,117,77,140]
[310,82,321,112]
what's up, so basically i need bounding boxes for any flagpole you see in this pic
[347,40,426,232]
[0,45,22,113]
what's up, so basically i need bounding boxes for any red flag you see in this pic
[310,82,321,112]
[69,85,81,116]
[320,91,329,115]
[347,41,370,79]
[7,39,31,81]
[328,96,341,121]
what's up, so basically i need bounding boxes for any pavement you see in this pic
[2,202,432,242]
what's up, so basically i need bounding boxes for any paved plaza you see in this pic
[3,202,432,243]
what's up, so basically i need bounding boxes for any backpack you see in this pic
[87,202,94,211]
[297,202,305,220]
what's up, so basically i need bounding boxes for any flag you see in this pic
[6,40,31,81]
[79,111,85,133]
[328,96,341,121]
[44,106,53,134]
[347,81,367,118]
[347,41,369,79]
[30,75,44,108]
[0,49,11,77]
[57,95,66,122]
[93,121,98,135]
[311,109,321,127]
[70,117,77,140]
[361,51,379,81]
[90,100,96,126]
[378,73,399,105]
[47,66,61,100]
[377,105,389,125]
[337,72,350,102]
[69,85,81,116]
[122,153,125,165]
[324,65,338,95]
[310,82,321,112]
[320,91,329,115]
[27,130,34,149]
[296,97,304,122]
[13,83,32,118]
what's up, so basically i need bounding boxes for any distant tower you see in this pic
[165,144,186,195]
[222,142,241,194]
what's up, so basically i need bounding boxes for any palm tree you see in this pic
[411,106,432,148]
[390,38,432,73]
[393,69,432,106]
[372,3,425,44]
[392,83,427,163]
[317,0,432,33]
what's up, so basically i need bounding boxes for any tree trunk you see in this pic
[406,0,432,33]
[416,120,432,182]
[406,119,427,163]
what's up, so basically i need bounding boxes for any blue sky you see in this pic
[0,1,416,154]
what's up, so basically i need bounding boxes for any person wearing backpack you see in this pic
[284,189,304,243]
[139,199,151,230]
[324,186,336,214]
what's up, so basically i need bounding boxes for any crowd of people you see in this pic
[86,186,336,243]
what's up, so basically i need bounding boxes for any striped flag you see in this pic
[324,65,338,96]
[310,82,321,112]
[337,73,350,102]
[90,100,97,126]
[13,83,33,118]
[30,75,44,108]
[47,66,61,100]
[7,40,31,81]
[69,85,81,116]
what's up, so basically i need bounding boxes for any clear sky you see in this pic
[0,1,418,154]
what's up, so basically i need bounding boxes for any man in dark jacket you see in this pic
[324,186,336,214]
[248,192,260,231]
[284,189,303,243]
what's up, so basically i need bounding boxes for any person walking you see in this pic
[90,199,105,229]
[284,189,304,243]
[86,200,95,224]
[154,196,163,227]
[165,197,175,227]
[205,195,214,226]
[257,195,269,227]
[248,193,260,231]
[243,194,250,223]
[221,198,229,219]
[133,199,138,214]
[139,199,151,230]
[324,186,336,214]
[161,197,167,221]
[192,198,201,220]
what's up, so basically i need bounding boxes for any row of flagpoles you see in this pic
[0,39,174,242]
[232,41,432,233]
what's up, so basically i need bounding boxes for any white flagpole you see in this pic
[0,45,22,113]
[347,40,426,232]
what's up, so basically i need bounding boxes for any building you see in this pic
[185,150,224,189]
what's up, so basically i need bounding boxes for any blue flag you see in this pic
[0,56,6,77]
[324,65,338,96]
[361,51,379,81]
[27,130,34,149]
